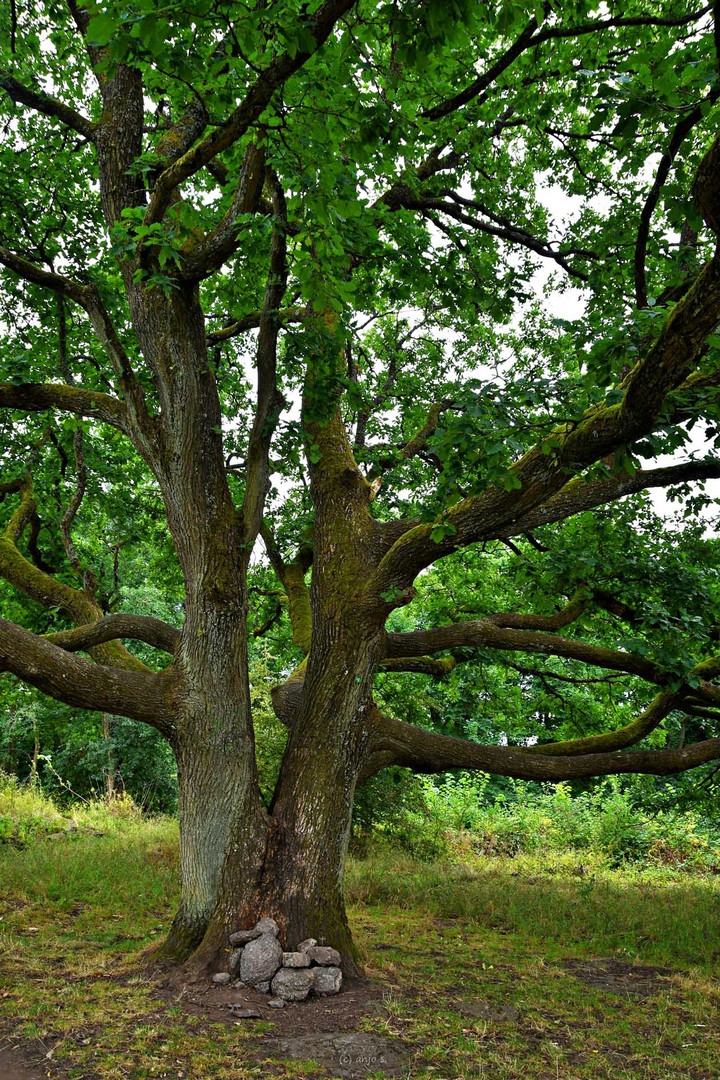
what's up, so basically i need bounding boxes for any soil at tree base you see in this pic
[159,970,387,1037]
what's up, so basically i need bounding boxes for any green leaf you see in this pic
[86,13,119,46]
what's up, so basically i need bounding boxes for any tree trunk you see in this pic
[182,611,380,976]
[30,714,39,784]
[192,761,360,974]
[101,714,116,800]
[162,603,268,961]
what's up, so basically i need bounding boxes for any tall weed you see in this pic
[361,773,720,870]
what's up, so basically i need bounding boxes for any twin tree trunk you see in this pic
[136,289,382,976]
[163,609,380,976]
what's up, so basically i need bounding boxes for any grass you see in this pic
[1,780,720,1078]
[345,848,720,971]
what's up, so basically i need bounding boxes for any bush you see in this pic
[354,772,720,870]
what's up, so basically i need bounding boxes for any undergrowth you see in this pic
[353,772,720,871]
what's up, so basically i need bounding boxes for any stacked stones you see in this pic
[213,917,343,1002]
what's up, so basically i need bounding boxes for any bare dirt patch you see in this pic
[157,972,388,1037]
[0,1044,53,1080]
[156,973,411,1076]
[558,957,675,999]
[262,1033,410,1078]
[454,999,520,1022]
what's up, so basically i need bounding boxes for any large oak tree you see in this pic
[2,0,720,972]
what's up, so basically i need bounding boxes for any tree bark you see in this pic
[185,631,379,975]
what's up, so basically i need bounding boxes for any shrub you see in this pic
[354,771,720,870]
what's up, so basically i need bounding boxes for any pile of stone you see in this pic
[211,917,343,1002]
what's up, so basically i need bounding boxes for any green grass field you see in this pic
[1,783,719,1079]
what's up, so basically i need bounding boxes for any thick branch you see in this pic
[242,171,289,550]
[379,655,458,676]
[523,689,681,757]
[0,246,88,303]
[367,710,720,781]
[180,142,267,281]
[0,381,129,433]
[44,613,180,655]
[0,617,174,734]
[501,458,720,538]
[692,133,720,235]
[486,591,589,631]
[385,620,664,685]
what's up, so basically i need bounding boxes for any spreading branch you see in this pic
[0,617,174,733]
[368,399,455,478]
[634,88,720,308]
[44,613,180,655]
[500,458,720,538]
[0,69,96,139]
[384,620,665,685]
[382,187,590,281]
[364,708,720,782]
[372,229,720,591]
[0,247,154,449]
[207,306,305,346]
[0,381,129,433]
[423,7,712,121]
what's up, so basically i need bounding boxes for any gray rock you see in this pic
[297,937,317,953]
[306,945,341,967]
[229,1007,262,1019]
[211,972,231,985]
[229,928,261,946]
[312,966,342,995]
[231,980,245,989]
[256,981,271,993]
[240,934,283,987]
[228,948,244,978]
[268,998,286,1009]
[282,951,311,968]
[271,967,315,1002]
[254,916,280,938]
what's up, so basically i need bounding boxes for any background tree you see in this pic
[1,0,720,974]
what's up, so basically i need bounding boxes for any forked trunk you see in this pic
[192,758,361,975]
[183,621,380,976]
